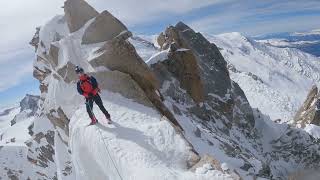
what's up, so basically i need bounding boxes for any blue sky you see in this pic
[0,0,320,106]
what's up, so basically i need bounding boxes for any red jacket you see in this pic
[77,74,100,98]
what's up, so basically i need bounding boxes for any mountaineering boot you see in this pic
[105,113,112,124]
[89,117,98,125]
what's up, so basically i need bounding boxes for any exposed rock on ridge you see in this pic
[294,85,320,127]
[64,0,99,33]
[82,10,128,44]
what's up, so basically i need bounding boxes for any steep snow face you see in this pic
[129,36,159,61]
[205,32,320,122]
[69,91,231,180]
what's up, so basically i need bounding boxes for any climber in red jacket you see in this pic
[75,66,111,125]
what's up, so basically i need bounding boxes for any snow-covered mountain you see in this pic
[0,94,40,140]
[0,94,40,179]
[132,32,320,123]
[255,29,320,57]
[205,32,320,123]
[2,0,320,179]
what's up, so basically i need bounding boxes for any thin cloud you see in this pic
[0,52,33,92]
[0,0,319,94]
[189,0,320,35]
[87,0,229,26]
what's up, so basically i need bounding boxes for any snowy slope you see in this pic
[204,32,320,122]
[132,32,320,123]
[22,12,234,179]
[0,95,41,179]
[69,91,231,180]
[0,95,40,144]
[131,25,320,179]
[128,36,159,61]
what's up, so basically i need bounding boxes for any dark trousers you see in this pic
[86,94,109,120]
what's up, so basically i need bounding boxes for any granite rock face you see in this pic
[89,31,184,131]
[152,22,254,130]
[148,22,320,179]
[82,10,128,44]
[64,0,99,32]
[294,85,320,127]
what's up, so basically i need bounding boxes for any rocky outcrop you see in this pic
[89,31,184,131]
[165,49,205,103]
[29,27,40,51]
[11,95,40,126]
[190,154,223,172]
[294,85,320,127]
[20,94,40,115]
[25,130,57,177]
[150,22,296,179]
[46,107,70,136]
[90,32,157,90]
[190,154,241,180]
[89,71,154,107]
[33,56,52,82]
[48,44,59,67]
[56,62,78,83]
[64,0,99,32]
[152,22,254,130]
[82,10,127,44]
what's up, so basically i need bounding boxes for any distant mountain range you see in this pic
[254,29,320,57]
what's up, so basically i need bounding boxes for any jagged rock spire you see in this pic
[294,85,320,127]
[64,0,99,32]
[82,10,128,44]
